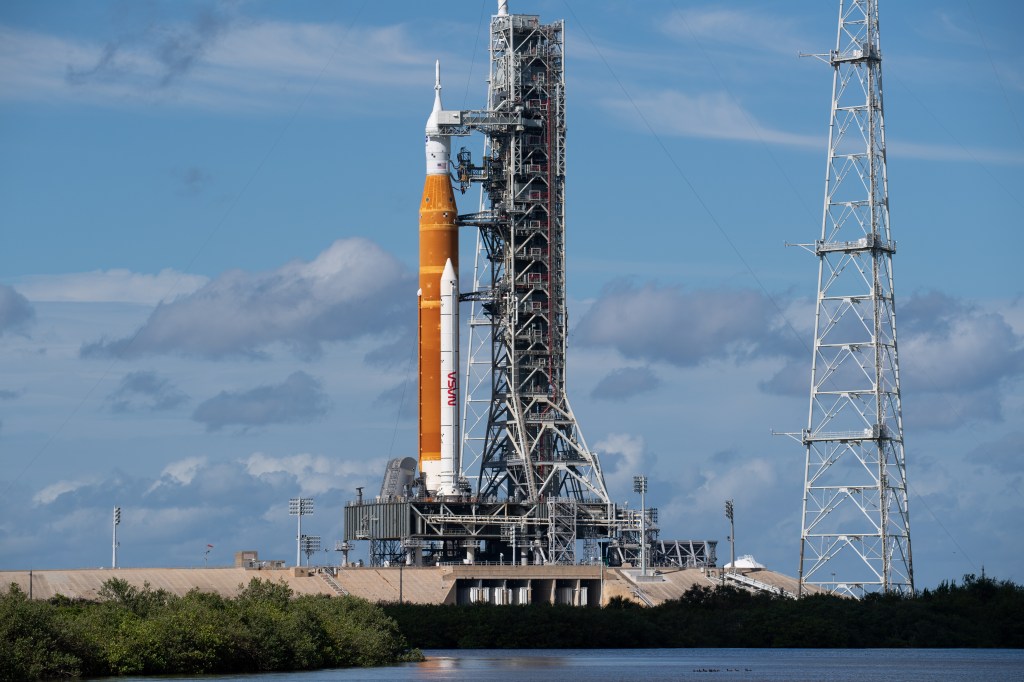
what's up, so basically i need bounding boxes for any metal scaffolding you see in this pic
[792,0,913,597]
[460,10,609,512]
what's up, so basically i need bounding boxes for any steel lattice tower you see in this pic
[460,9,609,511]
[795,0,913,597]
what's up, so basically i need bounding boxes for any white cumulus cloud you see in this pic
[245,451,384,496]
[147,456,207,494]
[81,238,412,360]
[575,283,796,367]
[33,479,92,505]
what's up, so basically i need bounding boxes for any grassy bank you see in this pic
[0,577,421,681]
[383,573,1023,649]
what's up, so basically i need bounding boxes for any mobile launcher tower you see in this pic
[344,2,716,570]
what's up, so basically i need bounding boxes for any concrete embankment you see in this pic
[1,565,802,605]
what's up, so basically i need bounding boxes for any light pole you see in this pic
[335,540,353,567]
[633,475,648,577]
[501,524,522,567]
[112,506,121,568]
[289,497,314,567]
[725,499,735,575]
[301,535,321,567]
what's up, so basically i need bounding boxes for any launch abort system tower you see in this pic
[790,0,913,597]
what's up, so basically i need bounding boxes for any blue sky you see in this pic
[1,0,1021,588]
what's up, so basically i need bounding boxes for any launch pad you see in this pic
[345,498,614,567]
[344,2,715,571]
[344,495,717,571]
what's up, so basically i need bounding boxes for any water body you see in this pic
[99,648,1024,682]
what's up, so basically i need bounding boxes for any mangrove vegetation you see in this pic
[2,573,1020,680]
[0,577,421,681]
[384,573,1023,650]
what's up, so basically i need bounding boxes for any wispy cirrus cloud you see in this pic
[602,84,1024,162]
[65,4,235,89]
[602,89,821,148]
[888,139,1024,166]
[1,15,457,111]
[660,7,807,55]
[16,269,208,305]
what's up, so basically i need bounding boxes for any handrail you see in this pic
[724,571,794,599]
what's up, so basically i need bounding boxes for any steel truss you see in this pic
[345,499,624,567]
[793,0,913,597]
[457,10,610,529]
[650,540,718,569]
[605,508,654,568]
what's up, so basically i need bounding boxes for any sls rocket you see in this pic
[419,61,459,496]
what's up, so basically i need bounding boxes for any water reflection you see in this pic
[93,648,1024,682]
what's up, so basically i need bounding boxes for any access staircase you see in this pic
[319,571,348,596]
[724,571,795,598]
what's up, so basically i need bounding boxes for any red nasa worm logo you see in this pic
[446,372,457,406]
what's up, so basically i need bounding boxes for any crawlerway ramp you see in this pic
[0,565,807,605]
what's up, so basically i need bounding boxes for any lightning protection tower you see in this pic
[794,0,913,597]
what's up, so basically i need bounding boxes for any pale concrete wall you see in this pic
[0,565,805,605]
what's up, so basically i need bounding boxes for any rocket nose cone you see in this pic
[441,258,456,282]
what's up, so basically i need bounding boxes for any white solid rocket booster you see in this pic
[438,258,459,496]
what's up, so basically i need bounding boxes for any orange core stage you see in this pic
[418,173,458,467]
